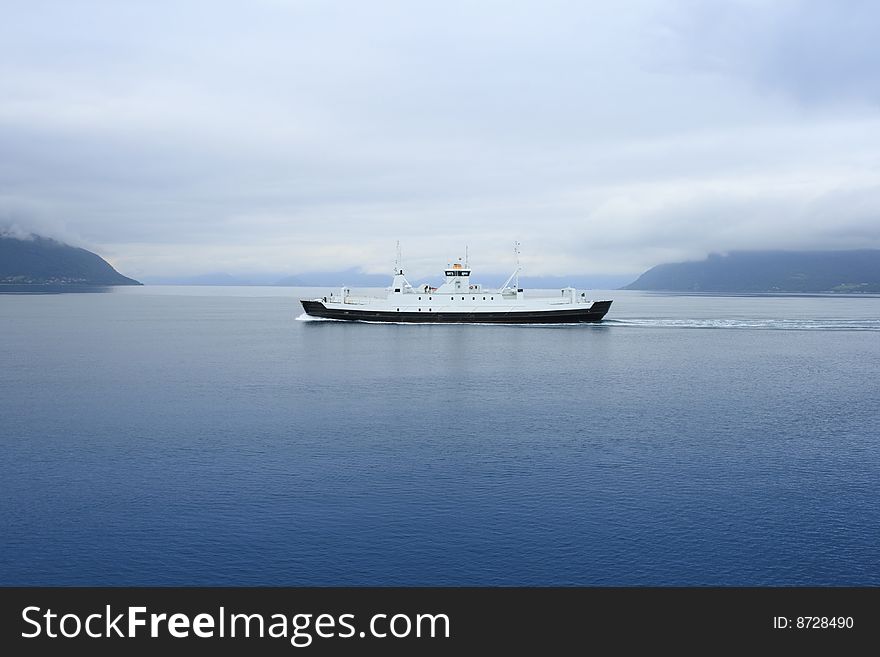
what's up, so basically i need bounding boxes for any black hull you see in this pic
[300,300,612,324]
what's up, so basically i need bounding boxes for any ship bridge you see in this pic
[436,261,480,293]
[444,262,471,277]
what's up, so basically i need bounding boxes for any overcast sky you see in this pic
[2,0,879,279]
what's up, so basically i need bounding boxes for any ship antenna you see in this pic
[514,241,521,290]
[395,240,402,274]
[465,245,469,269]
[498,241,523,293]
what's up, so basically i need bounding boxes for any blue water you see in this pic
[1,287,879,585]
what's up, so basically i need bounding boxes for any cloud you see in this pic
[657,0,880,106]
[1,0,879,278]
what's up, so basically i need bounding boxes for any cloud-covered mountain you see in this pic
[624,251,880,293]
[0,233,141,285]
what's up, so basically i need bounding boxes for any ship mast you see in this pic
[390,241,412,291]
[514,241,520,290]
[498,241,523,292]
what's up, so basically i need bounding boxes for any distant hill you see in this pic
[624,250,880,293]
[275,269,390,287]
[140,272,286,286]
[0,234,141,285]
[510,273,635,290]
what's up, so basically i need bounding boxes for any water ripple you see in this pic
[607,318,880,331]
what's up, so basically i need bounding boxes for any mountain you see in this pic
[0,234,141,285]
[624,250,880,293]
[140,272,286,286]
[275,268,390,287]
[509,273,635,290]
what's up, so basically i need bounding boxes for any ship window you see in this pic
[491,296,494,300]
[472,296,475,300]
[450,296,454,300]
[418,296,421,300]
[483,297,486,300]
[461,297,465,300]
[394,288,401,292]
[429,296,432,300]
[429,308,431,311]
[397,308,399,311]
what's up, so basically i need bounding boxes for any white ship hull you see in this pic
[301,297,612,323]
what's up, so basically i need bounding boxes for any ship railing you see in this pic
[327,295,374,305]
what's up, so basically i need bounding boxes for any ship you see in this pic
[300,244,612,324]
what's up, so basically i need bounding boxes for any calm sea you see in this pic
[1,287,878,585]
